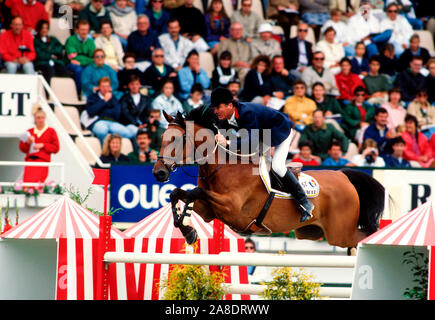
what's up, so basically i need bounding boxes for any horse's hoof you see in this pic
[347,247,357,256]
[185,229,198,245]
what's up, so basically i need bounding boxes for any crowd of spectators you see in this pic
[1,0,435,168]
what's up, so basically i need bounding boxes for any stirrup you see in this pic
[299,202,314,223]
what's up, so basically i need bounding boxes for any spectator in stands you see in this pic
[378,43,399,78]
[264,55,295,103]
[328,0,360,20]
[350,42,369,77]
[120,74,152,138]
[81,48,120,98]
[183,83,204,114]
[211,51,239,89]
[244,238,257,275]
[315,27,344,75]
[33,19,69,83]
[65,19,96,96]
[143,48,178,97]
[266,0,300,40]
[85,76,133,144]
[6,0,49,33]
[217,22,252,80]
[291,141,320,166]
[394,55,426,103]
[204,0,230,55]
[298,0,330,41]
[426,58,435,105]
[19,105,59,183]
[152,79,184,128]
[178,50,211,101]
[231,0,262,42]
[144,0,170,35]
[228,79,241,100]
[283,80,317,129]
[95,21,124,71]
[0,16,36,75]
[335,57,365,103]
[300,109,349,160]
[158,17,194,71]
[382,136,411,168]
[363,107,395,154]
[311,82,343,117]
[239,54,271,103]
[78,0,112,37]
[323,140,357,166]
[363,55,391,106]
[117,53,145,92]
[379,2,414,58]
[99,133,130,165]
[128,129,158,164]
[282,21,313,79]
[52,0,86,16]
[398,33,431,72]
[401,114,433,167]
[388,0,423,30]
[407,89,435,137]
[351,138,386,167]
[162,0,183,10]
[145,109,165,151]
[171,0,207,41]
[321,8,353,56]
[127,14,160,72]
[107,0,138,49]
[302,51,339,97]
[341,86,375,141]
[381,87,407,133]
[250,23,282,59]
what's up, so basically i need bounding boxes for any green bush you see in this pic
[403,246,428,300]
[261,267,321,300]
[160,264,227,300]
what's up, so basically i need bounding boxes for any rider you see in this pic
[210,87,314,222]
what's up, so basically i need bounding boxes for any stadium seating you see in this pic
[54,105,92,137]
[50,77,86,106]
[75,136,102,166]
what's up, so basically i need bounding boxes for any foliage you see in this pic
[402,246,428,300]
[0,180,63,197]
[65,185,121,216]
[261,267,321,300]
[159,245,227,300]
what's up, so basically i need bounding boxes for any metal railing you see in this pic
[0,161,65,187]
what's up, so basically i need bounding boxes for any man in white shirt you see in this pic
[379,2,414,58]
[250,23,282,58]
[158,18,194,71]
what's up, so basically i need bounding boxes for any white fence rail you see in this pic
[0,161,65,187]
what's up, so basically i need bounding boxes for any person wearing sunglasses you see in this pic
[379,2,413,58]
[244,238,256,275]
[78,0,113,37]
[282,22,313,78]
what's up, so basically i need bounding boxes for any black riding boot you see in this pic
[270,169,314,222]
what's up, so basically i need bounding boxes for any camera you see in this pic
[365,148,376,164]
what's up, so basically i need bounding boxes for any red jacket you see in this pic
[0,29,36,62]
[292,157,319,166]
[401,131,432,166]
[6,0,49,31]
[335,72,365,101]
[19,127,60,162]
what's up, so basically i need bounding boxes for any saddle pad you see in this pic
[259,156,320,199]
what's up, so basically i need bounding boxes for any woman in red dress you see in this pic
[19,105,60,183]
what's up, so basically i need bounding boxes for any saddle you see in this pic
[258,156,320,199]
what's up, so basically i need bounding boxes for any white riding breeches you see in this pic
[271,131,293,178]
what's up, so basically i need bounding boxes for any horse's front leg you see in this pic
[169,187,205,245]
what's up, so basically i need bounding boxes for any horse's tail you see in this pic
[340,168,385,235]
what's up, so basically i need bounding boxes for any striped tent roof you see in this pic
[1,196,126,239]
[124,201,243,240]
[361,199,435,246]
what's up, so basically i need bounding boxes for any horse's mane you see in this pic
[184,105,219,134]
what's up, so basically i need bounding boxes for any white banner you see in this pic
[0,74,41,137]
[373,169,435,220]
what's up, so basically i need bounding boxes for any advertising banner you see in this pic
[110,164,197,222]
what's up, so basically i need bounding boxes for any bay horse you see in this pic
[152,108,386,254]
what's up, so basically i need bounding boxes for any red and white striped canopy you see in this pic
[361,199,435,246]
[1,196,126,239]
[124,201,249,300]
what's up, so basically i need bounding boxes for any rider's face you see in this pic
[214,103,234,120]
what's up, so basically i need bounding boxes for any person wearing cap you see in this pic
[250,23,282,59]
[210,87,314,222]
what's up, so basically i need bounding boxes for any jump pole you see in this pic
[93,168,111,300]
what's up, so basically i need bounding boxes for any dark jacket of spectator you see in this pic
[239,69,270,102]
[126,29,160,62]
[426,74,435,104]
[264,70,295,97]
[86,91,122,125]
[145,8,170,35]
[78,3,112,34]
[204,12,230,43]
[394,68,427,102]
[363,122,390,154]
[143,63,178,96]
[397,47,431,72]
[171,4,207,38]
[119,93,152,126]
[350,56,369,75]
[117,67,145,92]
[282,37,313,71]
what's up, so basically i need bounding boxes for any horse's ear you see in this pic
[175,111,185,123]
[163,110,173,123]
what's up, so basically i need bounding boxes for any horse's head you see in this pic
[152,111,185,182]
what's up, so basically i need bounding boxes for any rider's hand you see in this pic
[216,134,227,147]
